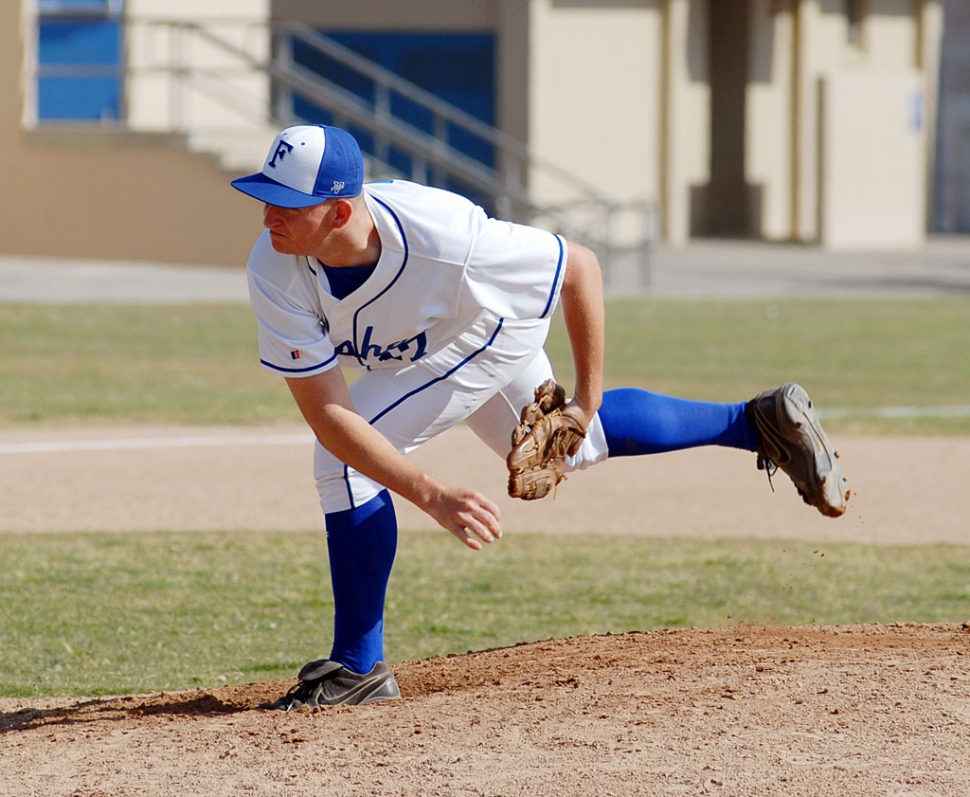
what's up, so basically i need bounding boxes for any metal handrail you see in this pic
[127,17,658,290]
[278,23,615,206]
[143,19,601,215]
[270,62,539,215]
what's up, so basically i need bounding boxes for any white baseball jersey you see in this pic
[247,180,567,378]
[246,179,608,512]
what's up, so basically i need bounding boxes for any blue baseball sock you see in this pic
[324,489,397,674]
[598,388,759,456]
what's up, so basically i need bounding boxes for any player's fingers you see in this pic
[478,495,502,523]
[459,515,497,545]
[471,502,503,541]
[451,525,484,551]
[482,513,503,540]
[439,488,502,548]
[455,492,502,540]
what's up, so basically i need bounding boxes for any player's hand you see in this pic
[428,487,503,551]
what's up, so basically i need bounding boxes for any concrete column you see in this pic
[661,0,710,245]
[916,0,944,231]
[791,0,820,243]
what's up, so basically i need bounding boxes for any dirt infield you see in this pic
[2,428,970,796]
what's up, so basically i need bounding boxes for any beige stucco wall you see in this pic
[1,1,261,266]
[526,0,661,208]
[819,69,926,248]
[866,0,921,69]
[125,0,271,134]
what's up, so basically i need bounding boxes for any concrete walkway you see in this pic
[2,235,970,302]
[0,256,249,304]
[646,235,970,297]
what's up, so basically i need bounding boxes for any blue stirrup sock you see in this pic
[324,489,397,674]
[598,388,759,456]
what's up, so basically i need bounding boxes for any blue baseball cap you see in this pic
[230,124,364,208]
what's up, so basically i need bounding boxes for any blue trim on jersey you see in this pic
[260,356,336,374]
[540,235,566,320]
[341,462,355,508]
[339,317,506,509]
[351,196,411,369]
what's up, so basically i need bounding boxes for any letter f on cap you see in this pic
[268,140,294,169]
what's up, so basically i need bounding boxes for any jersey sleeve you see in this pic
[246,232,338,377]
[460,217,567,322]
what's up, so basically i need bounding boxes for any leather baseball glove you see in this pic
[506,379,586,500]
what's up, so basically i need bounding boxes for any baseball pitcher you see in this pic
[230,124,849,710]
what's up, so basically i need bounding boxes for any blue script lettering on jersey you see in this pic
[334,327,428,363]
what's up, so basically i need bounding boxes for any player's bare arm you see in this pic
[559,240,606,448]
[284,369,503,550]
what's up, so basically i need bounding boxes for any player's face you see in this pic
[263,201,336,255]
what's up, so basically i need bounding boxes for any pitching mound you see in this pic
[3,623,969,796]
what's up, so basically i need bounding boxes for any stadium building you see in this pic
[1,0,962,283]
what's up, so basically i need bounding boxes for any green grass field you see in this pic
[1,297,968,697]
[2,531,968,698]
[1,298,969,433]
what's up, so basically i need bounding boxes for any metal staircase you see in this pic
[129,18,657,291]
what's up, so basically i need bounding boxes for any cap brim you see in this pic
[230,173,331,208]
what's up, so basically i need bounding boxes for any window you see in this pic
[36,0,124,122]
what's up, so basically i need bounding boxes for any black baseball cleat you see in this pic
[745,382,850,518]
[260,659,401,711]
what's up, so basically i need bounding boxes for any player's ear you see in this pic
[329,198,355,228]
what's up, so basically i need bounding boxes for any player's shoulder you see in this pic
[363,180,491,259]
[363,180,484,226]
[364,179,476,207]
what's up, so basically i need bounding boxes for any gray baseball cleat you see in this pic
[745,382,849,518]
[260,659,400,710]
